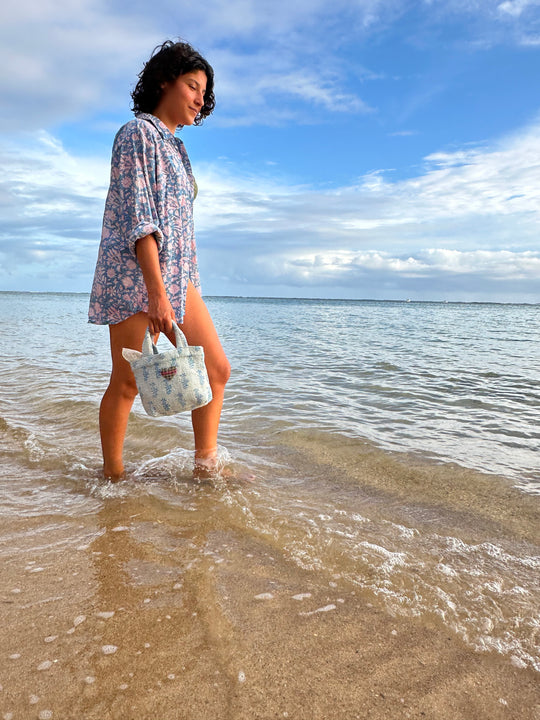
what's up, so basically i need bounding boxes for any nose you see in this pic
[195,89,204,108]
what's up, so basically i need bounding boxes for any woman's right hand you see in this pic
[135,234,176,335]
[147,290,175,335]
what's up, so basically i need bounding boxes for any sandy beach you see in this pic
[1,496,538,720]
[1,293,539,719]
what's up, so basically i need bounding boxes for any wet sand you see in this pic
[1,502,538,720]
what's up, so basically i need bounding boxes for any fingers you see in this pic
[146,296,175,335]
[148,313,175,336]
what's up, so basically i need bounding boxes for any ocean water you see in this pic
[0,291,539,697]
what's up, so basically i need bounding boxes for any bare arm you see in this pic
[135,234,175,335]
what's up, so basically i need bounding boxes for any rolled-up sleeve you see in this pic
[89,113,199,326]
[106,124,163,257]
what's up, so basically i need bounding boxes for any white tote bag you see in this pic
[122,322,212,417]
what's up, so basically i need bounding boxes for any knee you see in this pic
[122,377,139,401]
[108,373,139,402]
[208,356,231,390]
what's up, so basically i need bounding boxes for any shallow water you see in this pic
[0,292,539,716]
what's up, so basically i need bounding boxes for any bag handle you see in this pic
[141,320,189,356]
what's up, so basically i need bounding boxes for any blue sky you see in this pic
[1,0,540,302]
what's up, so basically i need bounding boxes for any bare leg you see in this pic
[175,283,231,469]
[99,285,229,479]
[99,312,149,480]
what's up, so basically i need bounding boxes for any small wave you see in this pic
[277,505,540,671]
[84,445,243,501]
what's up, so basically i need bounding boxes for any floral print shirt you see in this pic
[88,113,200,325]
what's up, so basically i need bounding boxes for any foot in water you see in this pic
[193,449,255,483]
[104,472,126,483]
[193,449,231,480]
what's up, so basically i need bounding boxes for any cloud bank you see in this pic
[2,0,540,130]
[1,0,539,300]
[1,117,539,301]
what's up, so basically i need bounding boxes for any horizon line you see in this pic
[0,290,538,307]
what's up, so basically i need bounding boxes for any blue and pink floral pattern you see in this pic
[88,113,200,325]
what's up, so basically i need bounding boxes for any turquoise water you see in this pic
[216,295,540,489]
[4,292,539,485]
[0,292,539,673]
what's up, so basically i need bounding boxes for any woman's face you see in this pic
[154,69,207,131]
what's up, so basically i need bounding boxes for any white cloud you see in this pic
[0,130,108,289]
[204,42,372,127]
[169,0,392,39]
[497,0,540,18]
[191,118,540,300]
[253,71,372,114]
[3,0,538,132]
[1,117,538,298]
[0,0,379,131]
[242,247,540,285]
[1,0,539,300]
[2,113,539,295]
[0,0,156,130]
[194,116,540,255]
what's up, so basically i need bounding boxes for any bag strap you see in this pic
[141,329,158,356]
[141,321,189,357]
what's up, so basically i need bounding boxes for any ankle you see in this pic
[193,448,218,479]
[103,465,125,482]
[194,447,218,462]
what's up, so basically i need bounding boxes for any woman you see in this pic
[88,40,230,480]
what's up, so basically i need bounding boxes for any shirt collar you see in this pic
[136,113,181,143]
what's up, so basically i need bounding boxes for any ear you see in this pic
[122,348,142,363]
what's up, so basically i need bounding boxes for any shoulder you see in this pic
[109,119,160,170]
[113,118,160,155]
[108,119,158,177]
[113,117,158,151]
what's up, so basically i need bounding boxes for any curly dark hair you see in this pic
[131,40,215,125]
